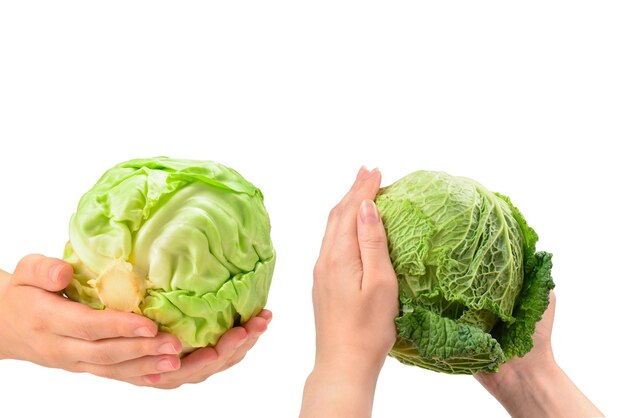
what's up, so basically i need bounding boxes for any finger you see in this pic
[47,302,158,340]
[338,168,382,224]
[77,353,181,380]
[318,167,370,257]
[256,309,273,323]
[217,314,270,373]
[329,169,383,262]
[357,199,395,278]
[241,312,270,336]
[11,254,73,292]
[69,332,181,365]
[124,348,219,388]
[141,327,248,389]
[211,326,248,365]
[150,347,219,388]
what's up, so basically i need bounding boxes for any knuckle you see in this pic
[89,346,116,365]
[141,338,158,355]
[327,254,345,269]
[313,262,326,279]
[95,367,118,380]
[358,231,388,247]
[76,319,98,341]
[39,345,63,367]
[328,204,342,221]
[219,354,245,372]
[359,239,389,253]
[16,254,44,272]
[313,254,349,286]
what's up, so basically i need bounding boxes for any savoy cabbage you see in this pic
[376,171,554,374]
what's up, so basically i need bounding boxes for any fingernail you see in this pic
[134,327,155,337]
[158,343,179,355]
[156,358,176,371]
[364,167,380,179]
[359,199,380,224]
[357,166,369,180]
[49,264,63,284]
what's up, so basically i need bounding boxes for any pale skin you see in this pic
[301,167,602,418]
[475,291,603,418]
[300,167,399,418]
[0,254,271,389]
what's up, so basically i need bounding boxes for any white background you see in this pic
[1,2,624,417]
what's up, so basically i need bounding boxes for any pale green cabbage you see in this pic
[64,157,275,350]
[376,171,554,374]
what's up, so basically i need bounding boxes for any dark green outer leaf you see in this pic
[491,251,555,360]
[391,305,504,374]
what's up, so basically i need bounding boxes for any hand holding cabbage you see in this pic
[64,157,275,352]
[300,167,599,418]
[0,255,183,381]
[301,167,398,418]
[377,171,555,374]
[474,292,603,416]
[61,157,275,387]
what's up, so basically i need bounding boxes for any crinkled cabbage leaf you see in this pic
[64,157,275,350]
[376,171,554,374]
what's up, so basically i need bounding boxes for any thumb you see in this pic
[357,200,393,274]
[11,254,73,292]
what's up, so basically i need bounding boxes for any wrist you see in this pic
[477,356,570,417]
[313,350,384,387]
[302,358,382,418]
[309,363,379,392]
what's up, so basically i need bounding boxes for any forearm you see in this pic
[300,362,380,418]
[479,360,603,418]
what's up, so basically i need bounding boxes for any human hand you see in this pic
[131,309,272,389]
[0,254,183,382]
[301,167,399,418]
[0,255,272,388]
[475,292,603,417]
[475,291,557,392]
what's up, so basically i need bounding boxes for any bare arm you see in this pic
[300,168,399,418]
[475,292,603,418]
[0,255,178,367]
[302,359,381,418]
[1,256,272,388]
